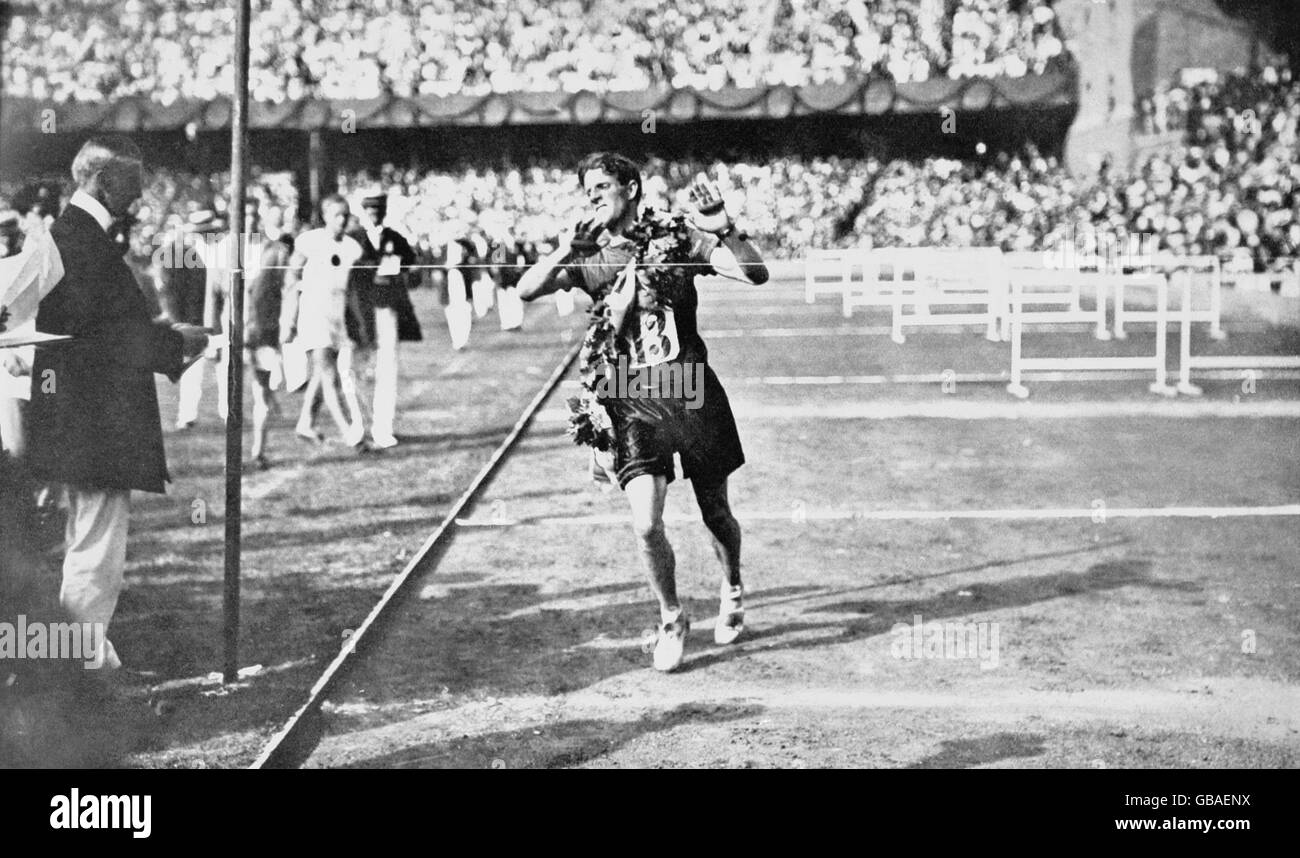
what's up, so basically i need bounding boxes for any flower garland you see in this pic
[566,208,697,452]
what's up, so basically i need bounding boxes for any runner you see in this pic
[280,194,367,450]
[518,152,769,672]
[207,200,295,469]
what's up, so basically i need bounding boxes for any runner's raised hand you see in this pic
[688,173,732,234]
[564,216,603,258]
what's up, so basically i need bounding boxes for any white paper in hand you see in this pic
[555,288,575,317]
[281,339,309,392]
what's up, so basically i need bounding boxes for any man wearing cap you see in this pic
[0,214,27,461]
[12,183,58,246]
[0,212,22,259]
[347,191,421,449]
[155,209,223,429]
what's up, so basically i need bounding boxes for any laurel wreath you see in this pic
[566,208,697,451]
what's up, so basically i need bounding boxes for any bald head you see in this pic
[72,136,144,219]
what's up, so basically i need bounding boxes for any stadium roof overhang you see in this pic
[0,72,1077,133]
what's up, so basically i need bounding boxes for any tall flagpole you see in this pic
[223,0,252,684]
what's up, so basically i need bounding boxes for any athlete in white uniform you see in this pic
[281,194,367,449]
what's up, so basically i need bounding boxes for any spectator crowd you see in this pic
[3,68,1296,274]
[3,0,1068,103]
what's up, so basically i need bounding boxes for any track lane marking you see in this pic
[455,504,1300,528]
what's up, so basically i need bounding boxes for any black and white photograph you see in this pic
[0,0,1296,807]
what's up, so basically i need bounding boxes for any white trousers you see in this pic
[0,396,25,458]
[216,353,230,422]
[371,308,399,438]
[60,486,131,669]
[176,357,209,426]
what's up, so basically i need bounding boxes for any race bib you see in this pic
[377,254,402,277]
[621,307,680,368]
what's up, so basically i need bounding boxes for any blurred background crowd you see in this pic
[6,64,1296,278]
[1,0,1295,277]
[2,0,1068,103]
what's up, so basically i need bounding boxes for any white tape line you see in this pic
[559,370,1300,390]
[456,504,1300,529]
[735,370,1300,384]
[734,400,1300,420]
[536,398,1300,423]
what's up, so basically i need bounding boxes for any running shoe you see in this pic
[714,583,745,645]
[653,611,690,672]
[370,430,399,449]
[343,423,366,448]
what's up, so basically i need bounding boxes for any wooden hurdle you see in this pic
[888,247,1007,343]
[805,248,857,304]
[839,249,909,343]
[840,247,1008,343]
[1115,255,1224,341]
[1175,272,1300,396]
[1007,271,1175,399]
[1003,267,1113,341]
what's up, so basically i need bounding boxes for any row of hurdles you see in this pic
[803,247,1300,398]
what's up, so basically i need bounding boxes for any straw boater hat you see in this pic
[187,209,225,233]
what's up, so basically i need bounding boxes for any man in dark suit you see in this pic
[22,136,210,670]
[156,210,222,429]
[346,191,422,448]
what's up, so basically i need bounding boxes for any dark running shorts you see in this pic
[606,364,745,490]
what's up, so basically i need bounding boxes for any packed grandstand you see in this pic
[0,2,1296,276]
[3,0,1067,102]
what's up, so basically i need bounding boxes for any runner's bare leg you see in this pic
[308,348,355,440]
[251,373,273,459]
[693,478,742,588]
[337,343,368,430]
[624,473,679,616]
[297,369,322,432]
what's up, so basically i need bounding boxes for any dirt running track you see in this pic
[3,277,1297,768]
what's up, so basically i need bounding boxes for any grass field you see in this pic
[3,271,1298,768]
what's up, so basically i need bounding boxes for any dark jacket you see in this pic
[206,233,294,350]
[155,231,209,326]
[27,205,185,494]
[489,239,527,289]
[346,225,422,344]
[248,234,294,349]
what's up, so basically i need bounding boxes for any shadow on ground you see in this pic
[906,732,1049,769]
[678,558,1193,672]
[339,703,765,768]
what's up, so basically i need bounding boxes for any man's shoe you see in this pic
[295,425,324,445]
[175,419,196,431]
[343,423,366,448]
[653,612,690,672]
[85,638,122,672]
[370,430,399,449]
[715,584,745,645]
